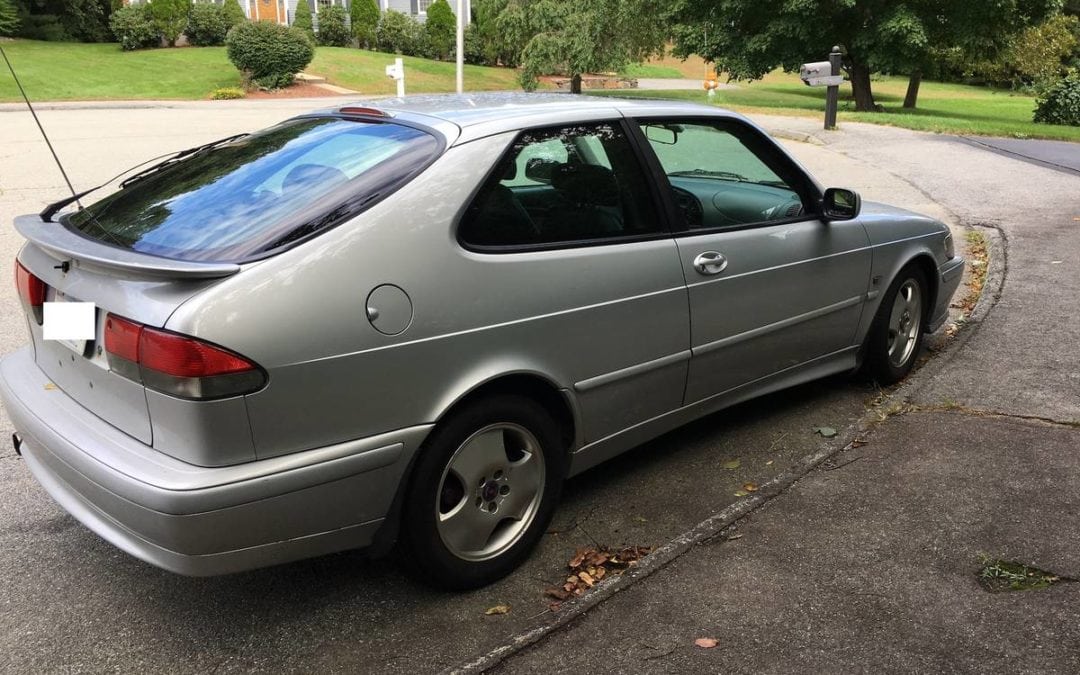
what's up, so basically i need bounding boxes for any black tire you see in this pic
[399,395,566,590]
[864,266,929,385]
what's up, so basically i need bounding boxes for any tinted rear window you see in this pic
[66,118,441,262]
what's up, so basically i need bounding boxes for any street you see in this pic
[1,99,1078,673]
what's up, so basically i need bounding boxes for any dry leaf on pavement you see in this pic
[694,638,718,649]
[722,459,741,470]
[742,482,759,492]
[484,605,511,616]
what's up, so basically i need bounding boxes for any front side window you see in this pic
[66,118,440,261]
[460,122,661,248]
[641,121,808,231]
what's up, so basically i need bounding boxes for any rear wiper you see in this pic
[119,133,249,189]
[39,132,251,222]
[669,169,749,182]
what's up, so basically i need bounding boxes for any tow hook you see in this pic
[12,433,22,457]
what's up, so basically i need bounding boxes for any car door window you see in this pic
[460,122,662,248]
[641,121,809,232]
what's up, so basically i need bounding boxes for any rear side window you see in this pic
[66,118,441,262]
[459,122,662,248]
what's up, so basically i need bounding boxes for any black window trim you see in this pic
[456,118,677,255]
[626,115,829,239]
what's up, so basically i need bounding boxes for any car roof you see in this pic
[312,93,747,144]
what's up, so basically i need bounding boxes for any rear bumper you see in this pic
[928,256,965,332]
[0,347,430,576]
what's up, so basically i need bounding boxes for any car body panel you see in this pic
[0,94,964,576]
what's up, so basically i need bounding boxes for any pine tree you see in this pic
[350,0,379,50]
[423,0,455,60]
[0,0,21,37]
[293,0,314,39]
[222,0,247,29]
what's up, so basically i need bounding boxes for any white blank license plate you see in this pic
[43,300,96,354]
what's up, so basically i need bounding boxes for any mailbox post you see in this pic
[824,46,842,130]
[386,57,405,98]
[800,46,844,130]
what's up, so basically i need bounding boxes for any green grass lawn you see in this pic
[0,40,522,102]
[602,70,1080,142]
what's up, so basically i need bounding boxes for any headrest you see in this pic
[551,163,619,207]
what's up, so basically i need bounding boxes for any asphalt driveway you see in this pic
[1,100,1076,673]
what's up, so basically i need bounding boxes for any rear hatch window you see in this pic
[64,117,441,262]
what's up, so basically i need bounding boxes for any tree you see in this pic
[0,0,20,36]
[222,0,247,29]
[316,5,350,46]
[423,0,455,60]
[673,0,1064,112]
[148,0,189,46]
[293,0,313,39]
[501,0,667,94]
[350,0,378,49]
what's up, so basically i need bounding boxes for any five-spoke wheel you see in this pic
[866,266,928,384]
[400,395,565,589]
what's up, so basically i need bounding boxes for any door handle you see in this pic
[693,251,728,275]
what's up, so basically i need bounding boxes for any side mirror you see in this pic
[822,187,861,220]
[525,158,559,184]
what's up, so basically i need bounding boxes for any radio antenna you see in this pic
[0,43,80,207]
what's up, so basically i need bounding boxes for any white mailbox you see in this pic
[800,61,843,87]
[385,57,405,97]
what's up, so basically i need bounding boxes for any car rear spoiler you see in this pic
[14,215,240,280]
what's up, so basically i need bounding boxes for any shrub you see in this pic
[110,4,160,50]
[149,0,189,46]
[222,0,246,28]
[293,0,314,39]
[226,20,314,89]
[316,4,349,46]
[350,0,378,49]
[376,9,420,55]
[1033,71,1080,126]
[17,14,69,41]
[186,3,229,46]
[461,20,484,65]
[423,0,454,60]
[210,86,246,100]
[0,0,20,37]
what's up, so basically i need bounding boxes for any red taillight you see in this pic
[140,327,255,378]
[104,314,142,363]
[103,313,264,400]
[15,261,46,322]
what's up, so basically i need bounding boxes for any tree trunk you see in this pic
[849,61,877,112]
[571,74,582,94]
[903,70,922,109]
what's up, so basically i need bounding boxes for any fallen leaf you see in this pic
[569,548,588,568]
[634,516,647,523]
[544,587,572,601]
[579,571,595,587]
[813,426,838,438]
[694,638,718,649]
[722,459,741,470]
[733,490,748,497]
[485,605,511,616]
[742,482,759,492]
[593,566,606,580]
[727,533,744,540]
[548,601,562,612]
[765,460,774,466]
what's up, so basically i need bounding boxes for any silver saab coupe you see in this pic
[1,94,963,589]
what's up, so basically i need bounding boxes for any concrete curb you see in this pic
[766,127,825,145]
[443,224,1008,675]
